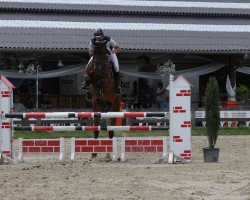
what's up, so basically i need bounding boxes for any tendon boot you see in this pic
[114,72,122,95]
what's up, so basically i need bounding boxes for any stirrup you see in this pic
[96,90,103,97]
[80,84,90,91]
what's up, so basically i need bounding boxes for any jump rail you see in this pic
[4,112,169,119]
[14,126,169,132]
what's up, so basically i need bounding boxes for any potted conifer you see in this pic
[236,84,250,104]
[203,77,220,162]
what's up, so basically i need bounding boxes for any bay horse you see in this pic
[85,40,121,158]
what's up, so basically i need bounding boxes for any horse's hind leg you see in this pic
[108,130,114,139]
[108,117,115,140]
[94,117,100,139]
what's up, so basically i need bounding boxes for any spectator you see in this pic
[40,94,52,109]
[132,94,141,109]
[142,85,154,108]
[24,96,35,109]
[19,80,34,95]
[160,96,169,110]
[155,81,166,108]
[198,96,205,108]
[132,81,138,97]
[13,95,26,112]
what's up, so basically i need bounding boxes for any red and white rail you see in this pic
[4,112,169,119]
[13,125,169,132]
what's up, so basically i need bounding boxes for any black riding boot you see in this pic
[80,75,91,91]
[114,72,122,95]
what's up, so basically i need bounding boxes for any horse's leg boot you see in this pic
[114,72,122,95]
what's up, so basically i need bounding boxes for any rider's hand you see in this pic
[89,50,94,57]
[112,49,119,54]
[112,44,121,54]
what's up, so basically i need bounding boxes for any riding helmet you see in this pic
[94,28,104,37]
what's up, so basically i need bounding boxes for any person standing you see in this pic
[13,95,26,112]
[155,81,166,109]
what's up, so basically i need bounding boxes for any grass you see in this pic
[13,127,250,139]
[192,127,250,136]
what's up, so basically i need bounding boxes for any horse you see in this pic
[85,40,121,158]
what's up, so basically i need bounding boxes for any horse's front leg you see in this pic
[96,79,105,97]
[109,118,115,139]
[109,96,121,139]
[92,117,100,158]
[92,99,101,158]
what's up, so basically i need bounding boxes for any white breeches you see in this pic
[109,53,119,72]
[87,53,119,72]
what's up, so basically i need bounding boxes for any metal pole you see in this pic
[36,63,39,110]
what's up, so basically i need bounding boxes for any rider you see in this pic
[82,28,122,94]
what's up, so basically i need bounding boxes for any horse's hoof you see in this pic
[106,153,111,159]
[92,153,97,158]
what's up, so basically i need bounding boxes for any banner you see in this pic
[0,62,225,79]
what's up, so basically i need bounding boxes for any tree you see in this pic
[204,77,220,148]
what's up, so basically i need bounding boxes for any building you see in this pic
[0,0,250,107]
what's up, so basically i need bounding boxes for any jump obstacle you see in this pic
[0,75,191,163]
[18,138,64,162]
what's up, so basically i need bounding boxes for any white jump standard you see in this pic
[169,75,192,162]
[0,76,14,161]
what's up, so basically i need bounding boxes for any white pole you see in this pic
[36,63,39,110]
[70,137,75,160]
[0,81,2,155]
[59,137,64,161]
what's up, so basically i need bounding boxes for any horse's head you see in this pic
[93,40,108,62]
[92,40,111,75]
[91,40,112,95]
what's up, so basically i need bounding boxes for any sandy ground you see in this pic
[0,136,250,200]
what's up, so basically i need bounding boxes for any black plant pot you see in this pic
[203,147,220,162]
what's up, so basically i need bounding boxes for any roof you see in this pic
[0,75,15,88]
[0,0,250,53]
